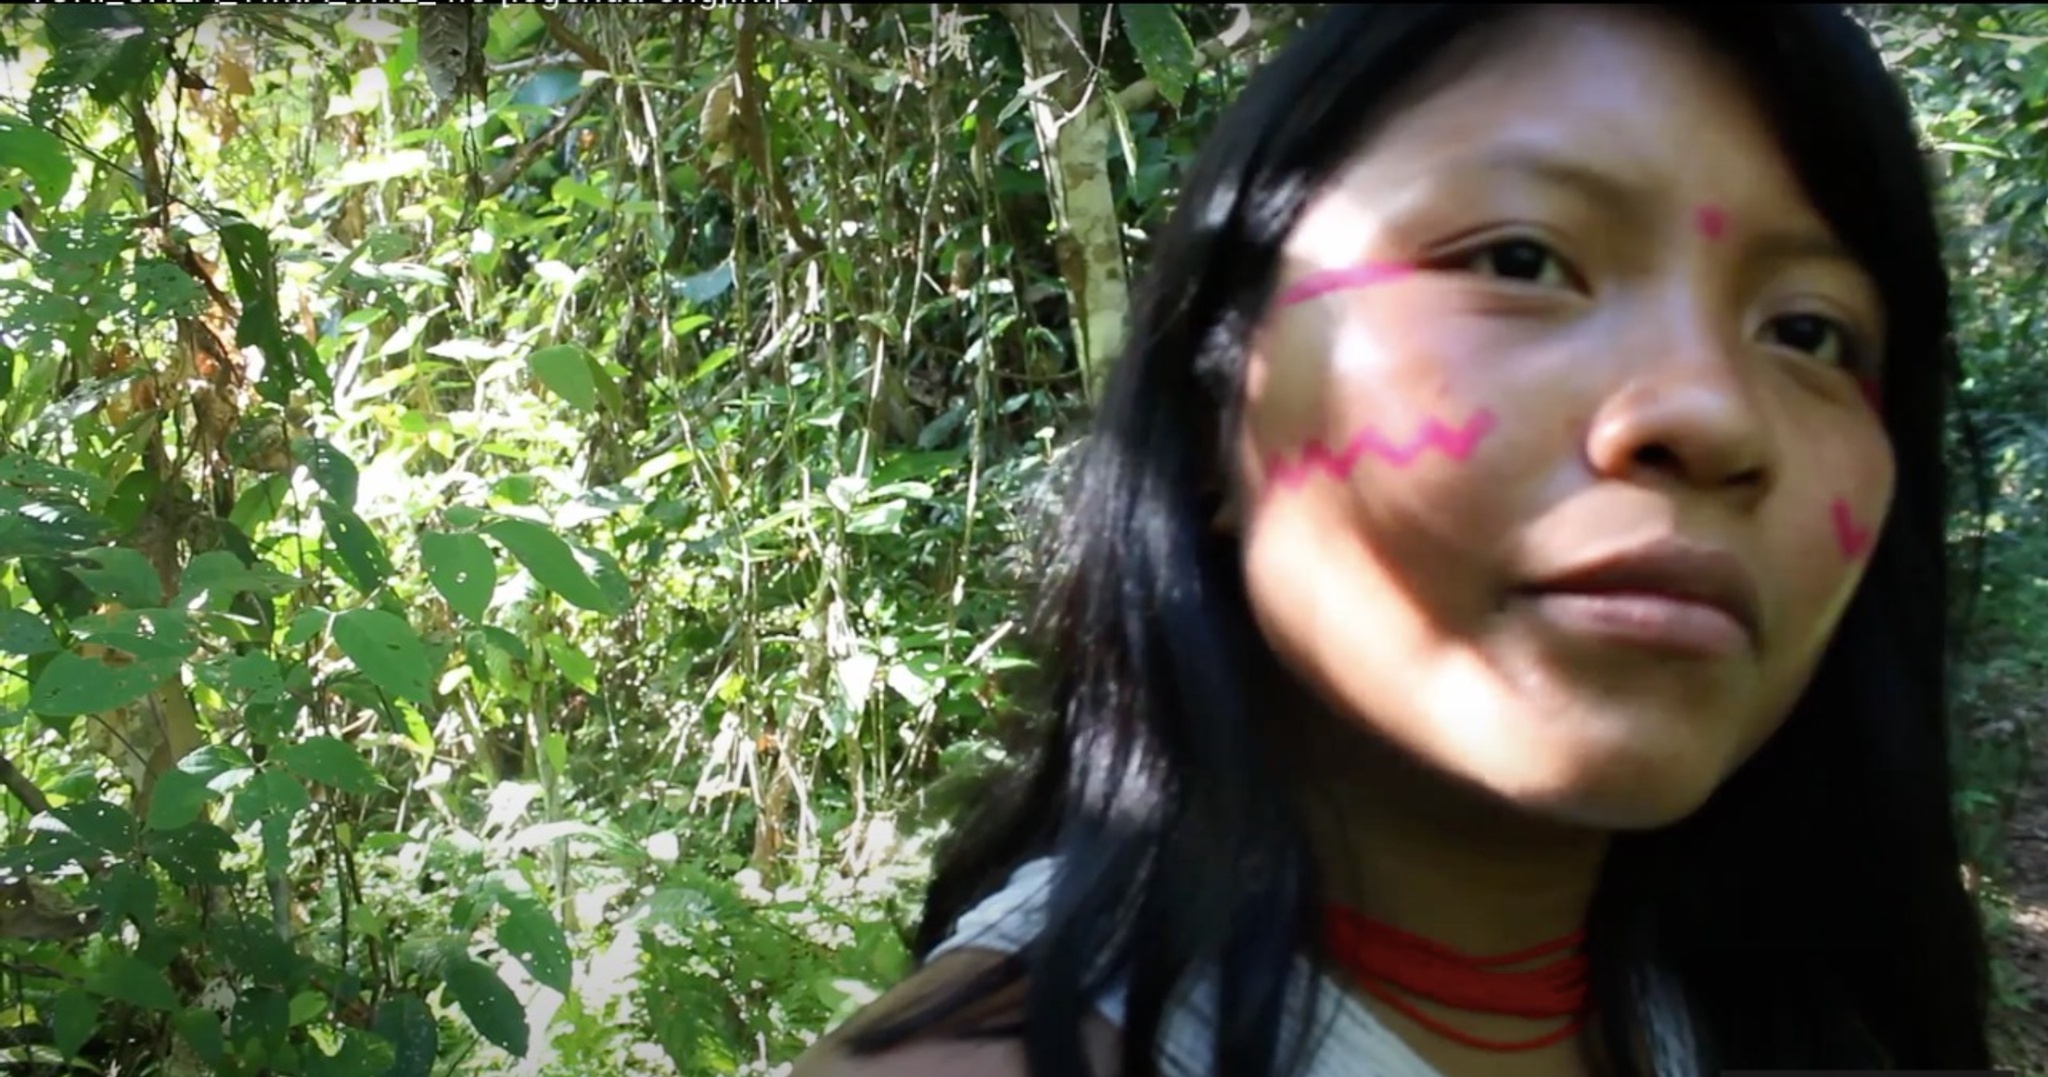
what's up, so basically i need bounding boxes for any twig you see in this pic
[735,23,823,255]
[482,87,603,199]
[536,7,610,73]
[0,750,50,817]
[1116,10,1274,113]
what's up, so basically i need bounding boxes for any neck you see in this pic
[1272,688,1608,1077]
[1294,724,1609,952]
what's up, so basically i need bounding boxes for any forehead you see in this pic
[1293,8,1833,256]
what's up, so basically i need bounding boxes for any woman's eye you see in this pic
[1465,238,1572,288]
[1763,312,1853,367]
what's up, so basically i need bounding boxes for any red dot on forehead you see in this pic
[1694,205,1729,240]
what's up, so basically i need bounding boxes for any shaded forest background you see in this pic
[0,4,2041,1074]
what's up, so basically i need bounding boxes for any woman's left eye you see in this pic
[1762,312,1855,367]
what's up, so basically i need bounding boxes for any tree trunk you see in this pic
[1003,4,1131,402]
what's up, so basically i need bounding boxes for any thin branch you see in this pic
[735,24,823,255]
[1116,10,1274,113]
[536,7,610,73]
[0,750,51,817]
[482,87,603,199]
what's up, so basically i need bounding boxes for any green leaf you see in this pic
[497,891,573,994]
[1120,6,1200,110]
[293,437,360,508]
[443,955,529,1058]
[175,1007,227,1066]
[321,501,393,593]
[420,531,495,622]
[0,114,73,201]
[30,652,180,717]
[67,546,163,607]
[276,735,385,796]
[331,608,433,702]
[88,953,181,1012]
[53,988,95,1057]
[47,799,135,854]
[483,519,615,614]
[372,994,438,1077]
[527,343,598,412]
[0,607,57,655]
[0,498,110,561]
[177,549,298,605]
[219,217,296,404]
[146,767,215,831]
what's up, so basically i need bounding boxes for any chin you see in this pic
[1450,721,1732,832]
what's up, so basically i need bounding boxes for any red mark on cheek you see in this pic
[1857,377,1882,410]
[1694,205,1729,241]
[1276,262,1413,308]
[1830,497,1874,562]
[1266,409,1498,487]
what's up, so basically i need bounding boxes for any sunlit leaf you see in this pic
[332,609,433,702]
[483,518,616,614]
[443,955,528,1058]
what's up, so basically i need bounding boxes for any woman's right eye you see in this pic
[1464,238,1573,288]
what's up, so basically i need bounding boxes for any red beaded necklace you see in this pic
[1323,905,1589,1052]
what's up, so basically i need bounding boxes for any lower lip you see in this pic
[1519,591,1751,659]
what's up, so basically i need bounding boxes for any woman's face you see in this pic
[1230,7,1894,829]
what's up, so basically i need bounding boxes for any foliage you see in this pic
[0,5,2035,1076]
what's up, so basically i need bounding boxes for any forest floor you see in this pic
[1996,725,2048,1077]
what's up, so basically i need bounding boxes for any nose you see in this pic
[1583,320,1776,504]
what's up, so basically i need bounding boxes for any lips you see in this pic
[1518,541,1763,654]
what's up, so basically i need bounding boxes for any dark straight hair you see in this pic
[852,5,1990,1075]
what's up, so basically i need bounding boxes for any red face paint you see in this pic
[1830,496,1874,561]
[1275,263,1413,308]
[1694,205,1729,241]
[1266,409,1498,487]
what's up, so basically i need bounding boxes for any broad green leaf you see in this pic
[219,217,296,404]
[146,768,215,831]
[88,863,157,928]
[47,799,134,854]
[306,1027,396,1077]
[177,550,298,605]
[143,822,238,886]
[0,454,102,499]
[321,501,393,593]
[483,519,615,613]
[293,437,359,508]
[0,114,71,200]
[276,735,385,796]
[289,989,328,1026]
[420,531,495,622]
[372,994,438,1077]
[67,546,163,607]
[0,497,111,560]
[88,953,180,1012]
[53,988,95,1057]
[444,955,528,1058]
[0,608,57,655]
[331,608,432,702]
[225,652,287,698]
[496,891,572,994]
[30,652,180,717]
[175,1007,226,1066]
[1120,6,1200,110]
[527,343,598,412]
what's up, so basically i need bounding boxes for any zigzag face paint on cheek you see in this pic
[1264,410,1499,487]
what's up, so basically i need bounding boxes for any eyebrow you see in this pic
[1441,146,1865,272]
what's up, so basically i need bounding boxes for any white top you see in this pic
[927,857,1703,1077]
